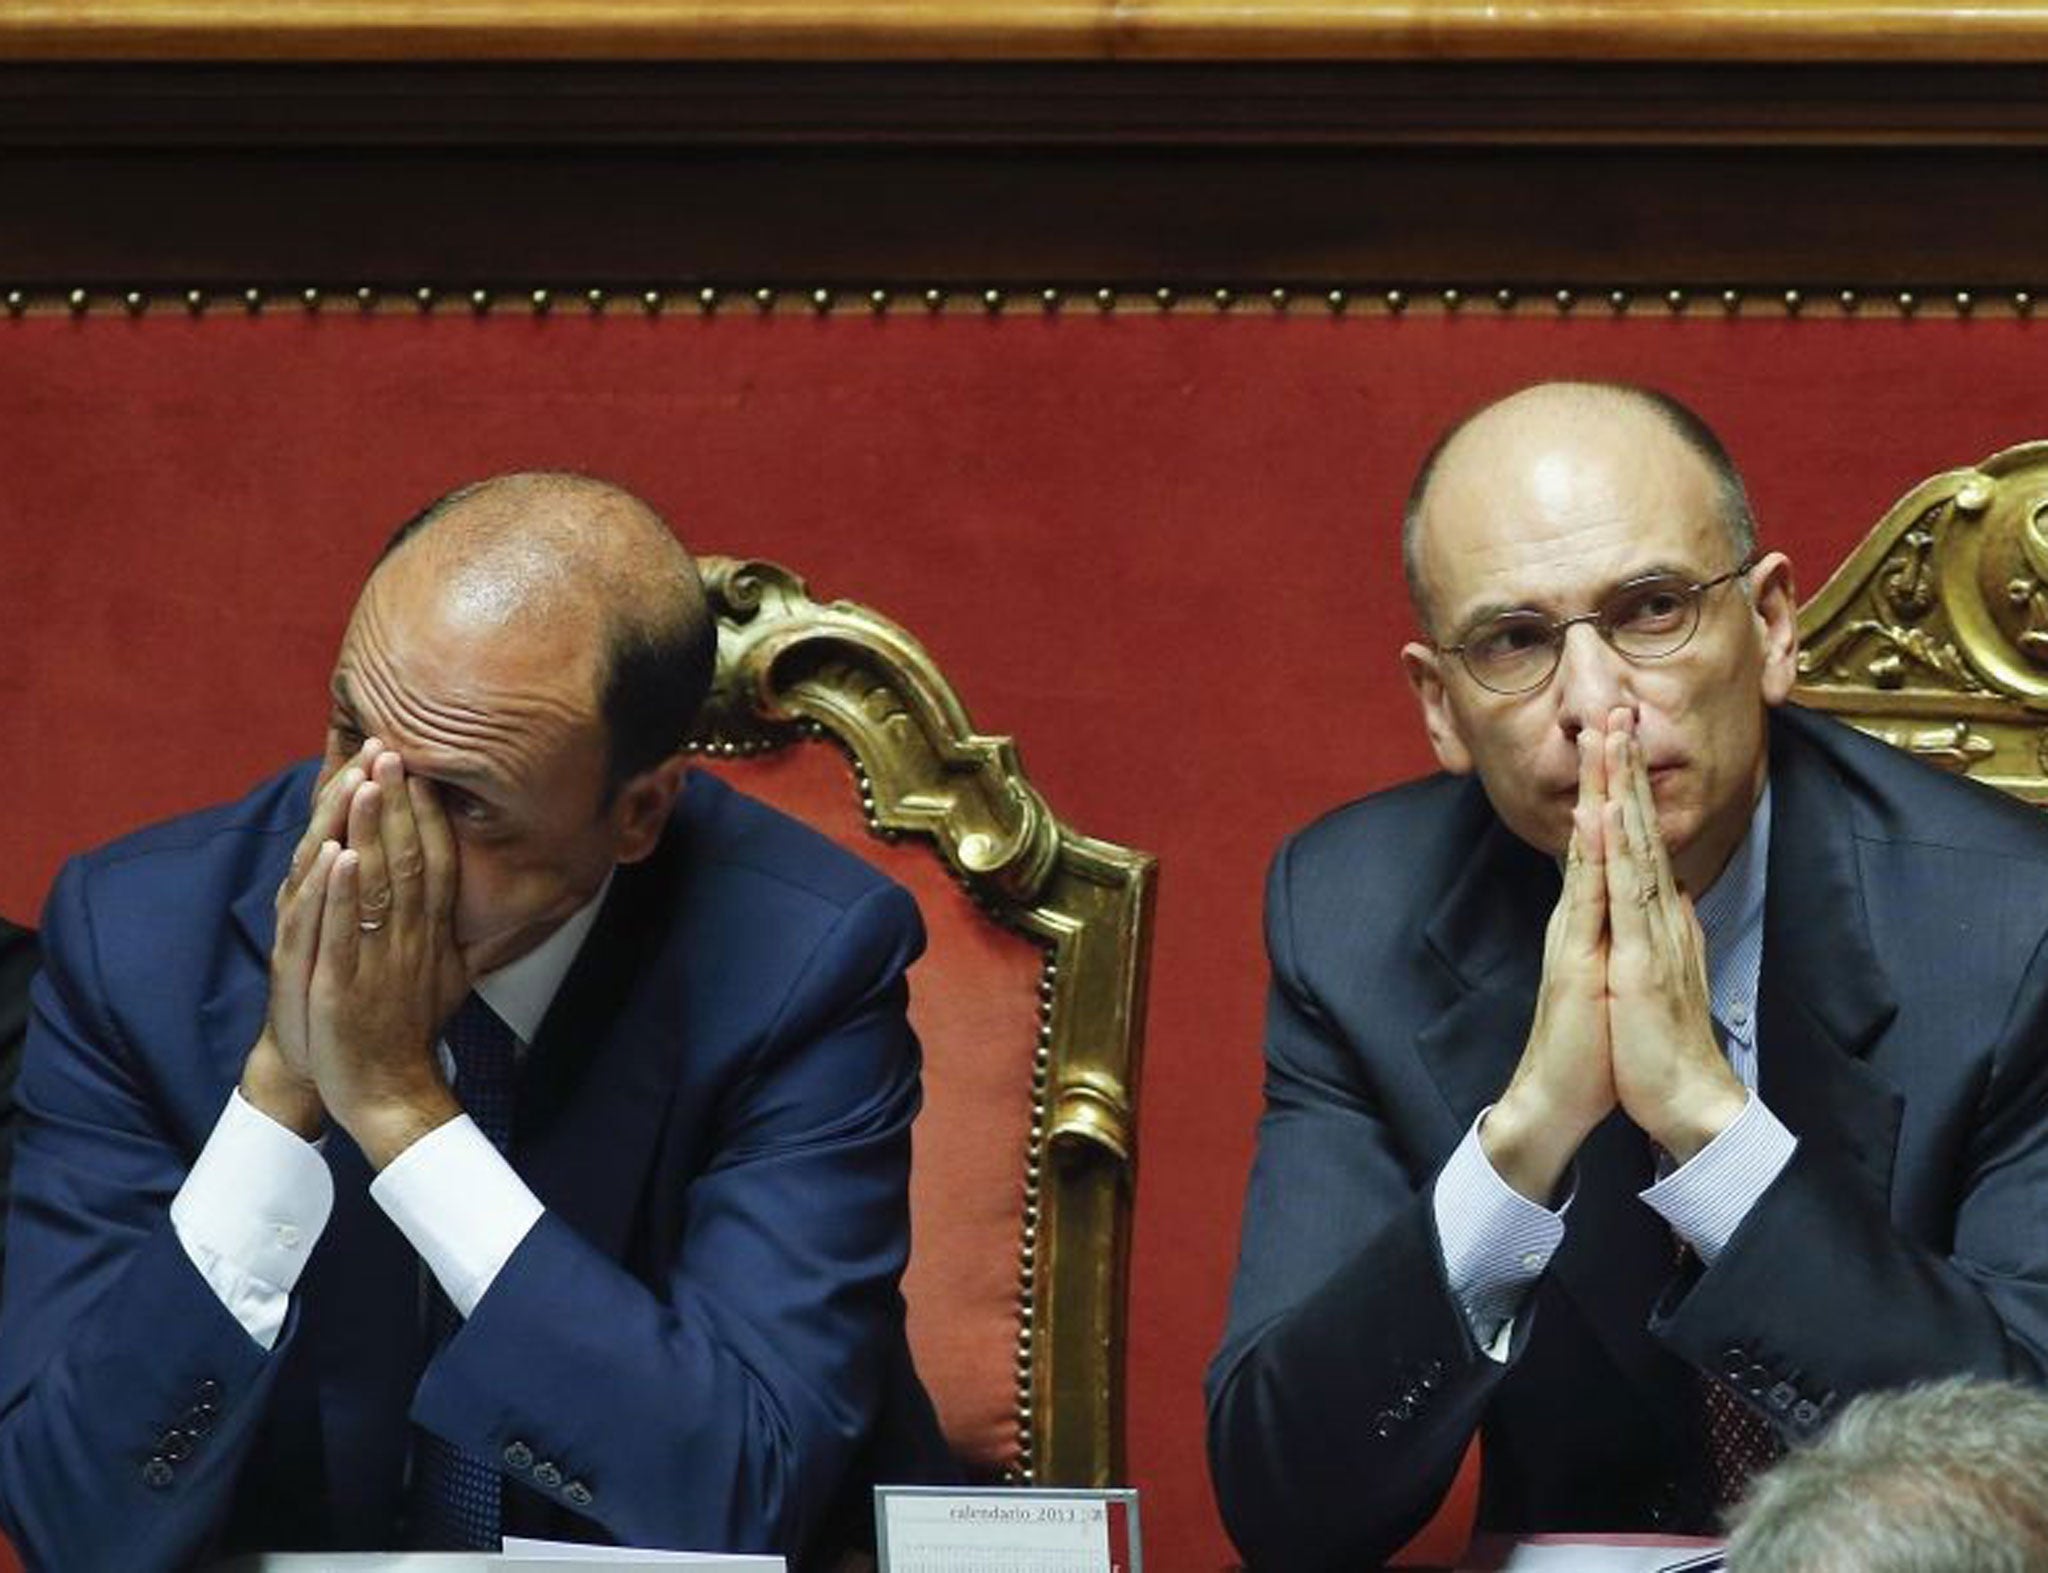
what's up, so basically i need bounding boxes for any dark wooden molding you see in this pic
[8,61,2048,148]
[3,58,2046,293]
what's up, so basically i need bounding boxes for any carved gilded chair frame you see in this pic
[1796,441,2048,797]
[681,557,1155,1487]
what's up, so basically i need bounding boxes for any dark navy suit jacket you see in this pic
[0,763,950,1571]
[1208,706,2048,1570]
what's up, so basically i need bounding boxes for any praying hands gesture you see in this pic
[240,737,469,1168]
[1482,707,1749,1204]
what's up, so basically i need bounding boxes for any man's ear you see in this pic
[1748,551,1800,706]
[609,753,690,865]
[1401,642,1475,775]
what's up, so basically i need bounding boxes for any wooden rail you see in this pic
[6,1,2048,63]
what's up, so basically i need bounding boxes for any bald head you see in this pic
[1402,383,1755,630]
[373,471,715,799]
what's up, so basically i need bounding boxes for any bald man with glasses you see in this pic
[1207,383,2048,1571]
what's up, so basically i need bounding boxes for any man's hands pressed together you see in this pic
[241,738,469,1168]
[1483,707,1750,1205]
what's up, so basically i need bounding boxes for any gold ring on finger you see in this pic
[358,916,388,934]
[359,886,394,914]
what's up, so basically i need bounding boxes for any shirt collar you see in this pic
[471,870,615,1046]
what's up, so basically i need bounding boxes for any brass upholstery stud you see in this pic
[1607,289,1629,313]
[355,286,376,311]
[1666,289,1686,313]
[588,288,609,312]
[983,288,1004,314]
[1839,289,1860,313]
[123,290,146,316]
[1554,288,1575,312]
[1326,288,1347,314]
[1094,287,1115,311]
[870,289,890,314]
[1385,289,1407,313]
[924,288,947,312]
[469,288,490,314]
[810,288,832,315]
[1720,289,1741,313]
[301,287,321,311]
[1783,289,1803,315]
[1442,288,1463,311]
[413,286,434,312]
[531,288,552,314]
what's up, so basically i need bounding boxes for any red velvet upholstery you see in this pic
[6,308,2046,1568]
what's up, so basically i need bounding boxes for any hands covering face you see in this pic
[245,739,469,1167]
[1485,708,1749,1203]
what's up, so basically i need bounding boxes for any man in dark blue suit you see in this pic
[0,474,947,1569]
[1207,385,2048,1569]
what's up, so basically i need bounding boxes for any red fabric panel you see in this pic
[698,751,1042,1476]
[4,311,2046,1569]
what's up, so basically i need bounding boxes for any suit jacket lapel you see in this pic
[1757,716,1903,1197]
[200,863,285,1098]
[1417,803,1558,1137]
[516,836,692,1269]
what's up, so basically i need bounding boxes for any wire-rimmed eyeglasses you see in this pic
[1433,556,1759,696]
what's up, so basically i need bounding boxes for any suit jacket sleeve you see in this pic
[1653,928,2048,1428]
[1206,833,1516,1573]
[411,878,927,1558]
[0,858,289,1572]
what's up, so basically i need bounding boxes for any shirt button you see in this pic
[142,1457,175,1490]
[533,1460,564,1490]
[272,1222,301,1249]
[502,1441,535,1472]
[1520,1253,1544,1271]
[564,1479,594,1508]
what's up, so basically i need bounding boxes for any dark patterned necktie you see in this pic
[1701,1369,1783,1506]
[408,993,518,1550]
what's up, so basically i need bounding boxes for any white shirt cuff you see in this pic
[170,1089,335,1351]
[1639,1092,1798,1265]
[1432,1109,1568,1358]
[370,1114,545,1318]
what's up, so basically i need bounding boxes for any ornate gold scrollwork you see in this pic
[1797,441,2048,801]
[687,556,1155,1487]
